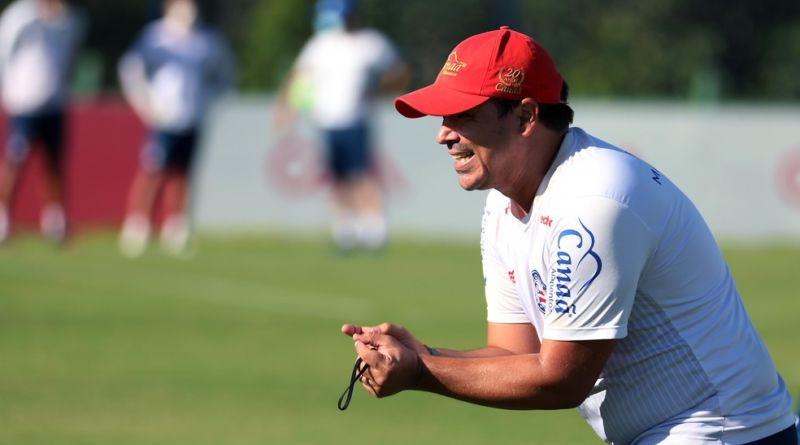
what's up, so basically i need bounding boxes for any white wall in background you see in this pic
[193,97,800,243]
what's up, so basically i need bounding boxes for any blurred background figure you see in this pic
[0,0,86,245]
[275,0,409,253]
[117,0,234,258]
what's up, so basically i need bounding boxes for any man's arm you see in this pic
[354,332,614,410]
[416,338,614,409]
[271,67,300,130]
[343,321,540,358]
[118,53,152,123]
[429,321,540,357]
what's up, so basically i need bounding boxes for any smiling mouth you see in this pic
[450,151,475,165]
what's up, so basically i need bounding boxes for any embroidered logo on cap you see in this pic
[496,66,525,94]
[440,51,468,76]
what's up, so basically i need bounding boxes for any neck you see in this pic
[165,15,193,35]
[501,128,566,217]
[39,0,66,18]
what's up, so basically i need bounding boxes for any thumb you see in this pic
[354,341,383,367]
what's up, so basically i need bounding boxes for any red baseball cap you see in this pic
[395,26,564,118]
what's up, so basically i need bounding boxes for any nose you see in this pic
[436,123,459,146]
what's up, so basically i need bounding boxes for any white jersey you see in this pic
[118,20,235,131]
[481,127,794,444]
[0,0,85,115]
[294,28,400,129]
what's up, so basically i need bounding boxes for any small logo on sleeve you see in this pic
[532,270,549,315]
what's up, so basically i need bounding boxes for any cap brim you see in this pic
[394,84,490,118]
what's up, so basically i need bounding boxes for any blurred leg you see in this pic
[39,147,67,244]
[159,170,191,256]
[351,172,386,251]
[1,116,32,243]
[119,169,162,257]
[0,159,21,205]
[0,160,21,243]
[326,122,388,251]
[330,178,358,252]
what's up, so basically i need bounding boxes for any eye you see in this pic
[454,110,475,120]
[443,110,475,127]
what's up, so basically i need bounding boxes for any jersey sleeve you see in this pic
[481,195,529,324]
[542,196,655,341]
[293,37,319,72]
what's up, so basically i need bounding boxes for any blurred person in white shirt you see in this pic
[0,0,85,245]
[117,0,234,257]
[275,0,409,252]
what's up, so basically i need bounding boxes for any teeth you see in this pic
[450,152,474,164]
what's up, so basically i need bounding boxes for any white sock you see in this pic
[160,214,191,256]
[331,213,358,251]
[40,203,67,243]
[356,213,387,250]
[119,213,150,258]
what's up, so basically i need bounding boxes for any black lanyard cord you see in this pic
[338,357,370,411]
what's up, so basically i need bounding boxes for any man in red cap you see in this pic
[342,27,797,444]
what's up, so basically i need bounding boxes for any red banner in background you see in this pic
[1,97,145,233]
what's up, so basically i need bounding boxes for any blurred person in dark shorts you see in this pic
[275,0,409,252]
[117,0,234,257]
[0,0,85,245]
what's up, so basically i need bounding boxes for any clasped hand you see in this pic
[341,323,426,398]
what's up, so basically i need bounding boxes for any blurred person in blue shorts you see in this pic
[117,0,234,257]
[342,27,797,444]
[274,0,409,252]
[0,0,85,245]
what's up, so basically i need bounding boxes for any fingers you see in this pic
[342,322,400,336]
[351,323,401,343]
[341,324,363,337]
[355,342,382,396]
[375,322,408,338]
[360,371,377,396]
[354,339,383,364]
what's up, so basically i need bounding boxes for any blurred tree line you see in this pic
[2,0,799,101]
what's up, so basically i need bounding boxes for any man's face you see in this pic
[164,0,197,24]
[436,100,519,191]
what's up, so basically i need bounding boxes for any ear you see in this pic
[517,98,538,137]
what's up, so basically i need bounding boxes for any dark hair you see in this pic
[490,82,574,133]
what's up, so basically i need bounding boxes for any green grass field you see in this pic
[1,232,798,445]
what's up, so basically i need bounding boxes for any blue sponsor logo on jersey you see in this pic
[531,270,549,315]
[549,219,602,316]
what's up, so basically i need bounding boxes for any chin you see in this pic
[458,179,483,191]
[457,172,488,191]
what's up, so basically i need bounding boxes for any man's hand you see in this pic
[353,331,421,397]
[342,323,428,355]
